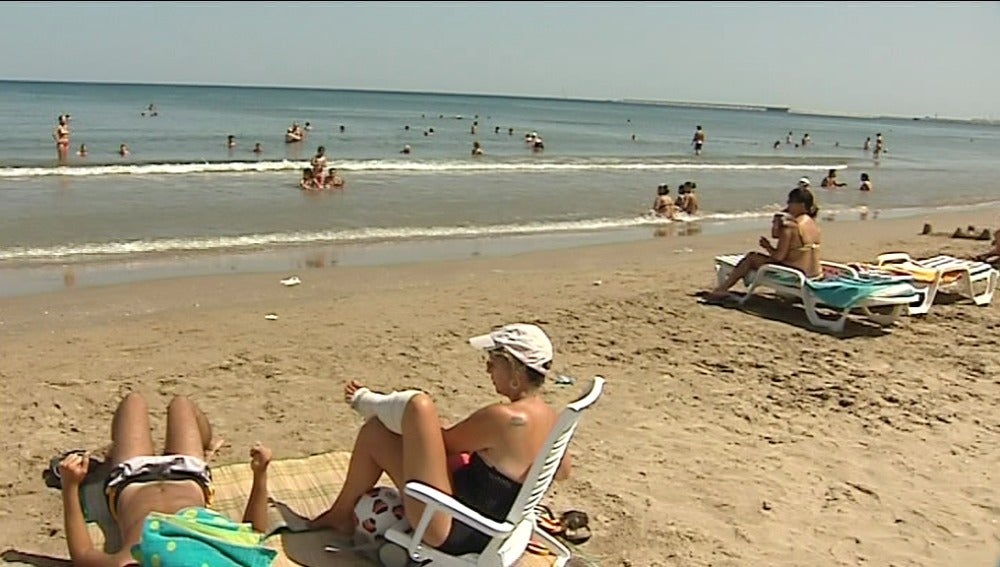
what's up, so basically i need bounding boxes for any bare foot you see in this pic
[310,507,356,535]
[344,380,365,405]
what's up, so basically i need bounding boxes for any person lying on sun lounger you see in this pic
[971,228,1000,266]
[57,393,275,567]
[310,323,571,557]
[706,185,822,300]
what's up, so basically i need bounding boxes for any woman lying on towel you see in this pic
[57,393,276,567]
[311,323,571,556]
[706,186,822,300]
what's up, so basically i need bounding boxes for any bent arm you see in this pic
[243,469,270,533]
[63,483,116,567]
[555,451,572,481]
[442,405,503,455]
[770,226,794,262]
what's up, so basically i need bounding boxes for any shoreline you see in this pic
[2,204,996,299]
[1,206,997,566]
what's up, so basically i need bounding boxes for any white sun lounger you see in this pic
[713,254,920,333]
[875,253,999,312]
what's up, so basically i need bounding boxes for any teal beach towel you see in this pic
[805,276,914,310]
[131,507,276,567]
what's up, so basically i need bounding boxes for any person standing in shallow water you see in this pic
[691,125,706,155]
[53,115,70,163]
[310,146,328,188]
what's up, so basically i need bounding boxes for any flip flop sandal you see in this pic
[46,450,88,488]
[560,510,592,545]
[46,450,106,489]
[699,293,738,306]
[534,504,565,536]
[525,539,554,557]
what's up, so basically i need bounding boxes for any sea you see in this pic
[2,80,999,296]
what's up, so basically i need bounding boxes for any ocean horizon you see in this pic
[2,79,999,295]
[7,78,995,124]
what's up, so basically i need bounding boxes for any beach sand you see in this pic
[1,210,998,567]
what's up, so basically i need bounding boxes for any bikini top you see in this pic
[794,220,821,252]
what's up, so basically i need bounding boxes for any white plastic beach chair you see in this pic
[875,252,999,311]
[379,376,606,567]
[713,254,920,333]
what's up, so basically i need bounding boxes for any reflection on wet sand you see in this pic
[653,221,702,239]
[302,247,339,269]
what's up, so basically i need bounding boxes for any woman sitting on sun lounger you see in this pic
[310,323,571,556]
[707,186,821,299]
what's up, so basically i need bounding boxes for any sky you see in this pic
[2,2,999,120]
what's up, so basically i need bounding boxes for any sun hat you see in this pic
[797,177,811,187]
[469,323,553,374]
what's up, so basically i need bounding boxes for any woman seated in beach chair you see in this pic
[310,323,571,556]
[57,393,274,567]
[706,185,821,300]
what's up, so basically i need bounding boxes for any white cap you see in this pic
[797,177,811,187]
[469,323,553,375]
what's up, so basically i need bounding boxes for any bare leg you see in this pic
[709,252,771,297]
[312,418,405,534]
[397,393,453,546]
[314,381,454,547]
[108,392,155,466]
[164,395,219,459]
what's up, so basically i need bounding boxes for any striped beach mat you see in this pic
[77,451,555,566]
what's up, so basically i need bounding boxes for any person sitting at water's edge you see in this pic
[821,169,846,188]
[57,393,274,567]
[705,184,821,301]
[310,323,571,556]
[652,183,676,220]
[675,182,699,215]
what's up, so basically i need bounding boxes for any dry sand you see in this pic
[1,210,998,567]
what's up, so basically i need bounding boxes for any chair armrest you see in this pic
[403,481,514,540]
[821,261,858,278]
[755,263,807,285]
[876,252,912,266]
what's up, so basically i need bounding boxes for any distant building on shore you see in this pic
[620,98,790,113]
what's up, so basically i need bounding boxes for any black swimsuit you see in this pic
[438,452,523,555]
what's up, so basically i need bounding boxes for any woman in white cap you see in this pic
[311,323,569,556]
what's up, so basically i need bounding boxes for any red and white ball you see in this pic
[354,485,407,543]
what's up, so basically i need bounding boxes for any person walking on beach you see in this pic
[53,114,71,163]
[692,125,706,155]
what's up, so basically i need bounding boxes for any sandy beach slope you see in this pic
[1,210,998,566]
